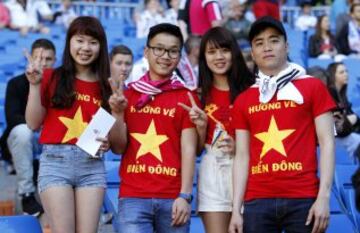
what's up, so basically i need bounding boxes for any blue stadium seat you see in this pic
[190,216,205,233]
[327,213,357,233]
[307,58,333,69]
[330,188,344,214]
[104,151,121,161]
[104,160,121,187]
[348,189,360,231]
[0,215,43,233]
[334,165,358,211]
[335,144,357,165]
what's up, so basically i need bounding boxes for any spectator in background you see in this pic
[5,0,53,36]
[327,62,360,158]
[0,1,10,29]
[224,0,252,48]
[178,0,223,41]
[110,45,134,83]
[337,3,360,56]
[136,0,165,38]
[308,15,346,60]
[53,0,77,29]
[0,39,56,217]
[251,0,280,20]
[330,0,350,33]
[184,34,201,77]
[295,1,317,31]
[331,0,360,36]
[164,0,180,25]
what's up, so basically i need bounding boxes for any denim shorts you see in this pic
[38,144,106,193]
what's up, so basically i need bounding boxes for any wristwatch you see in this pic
[178,192,193,204]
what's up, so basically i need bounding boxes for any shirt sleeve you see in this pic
[311,79,337,117]
[230,93,249,130]
[203,1,222,22]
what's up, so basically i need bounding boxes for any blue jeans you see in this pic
[244,198,315,233]
[118,198,190,233]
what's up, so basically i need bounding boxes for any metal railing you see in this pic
[47,1,330,27]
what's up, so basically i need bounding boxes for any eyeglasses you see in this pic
[147,45,180,59]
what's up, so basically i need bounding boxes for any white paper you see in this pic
[76,107,116,156]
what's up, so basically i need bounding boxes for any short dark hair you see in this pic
[110,45,133,61]
[31,38,56,54]
[248,16,287,44]
[350,3,360,13]
[147,23,184,49]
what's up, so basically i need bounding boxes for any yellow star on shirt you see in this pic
[59,106,88,143]
[131,120,169,162]
[254,115,295,160]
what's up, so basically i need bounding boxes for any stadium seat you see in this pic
[348,189,360,231]
[335,144,357,165]
[334,165,358,211]
[190,216,205,233]
[104,160,121,187]
[0,215,42,233]
[104,151,121,161]
[327,213,357,233]
[330,188,344,214]
[307,58,333,69]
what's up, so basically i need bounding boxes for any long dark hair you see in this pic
[327,62,348,103]
[51,16,111,110]
[314,15,333,39]
[327,62,344,90]
[198,27,254,105]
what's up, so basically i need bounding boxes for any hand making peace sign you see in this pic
[108,77,128,114]
[178,92,208,128]
[25,48,43,85]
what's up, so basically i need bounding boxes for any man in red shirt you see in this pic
[229,16,336,233]
[178,0,223,40]
[109,23,197,233]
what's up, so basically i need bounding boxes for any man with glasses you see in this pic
[109,23,198,233]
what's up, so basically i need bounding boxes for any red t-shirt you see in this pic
[119,89,197,199]
[39,69,102,144]
[231,78,336,201]
[189,0,222,36]
[205,86,234,145]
